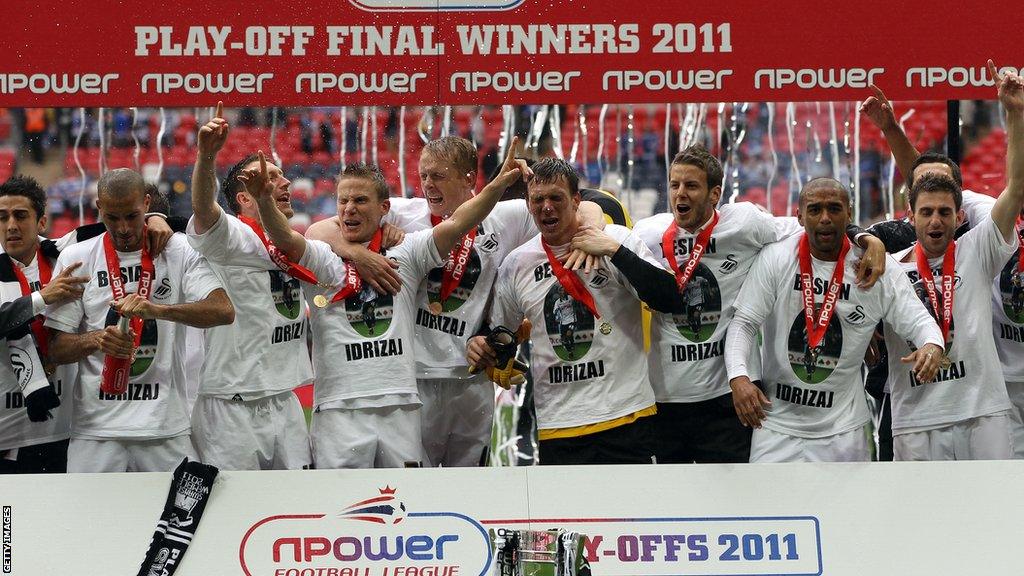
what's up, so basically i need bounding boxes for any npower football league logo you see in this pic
[350,0,524,11]
[240,487,492,576]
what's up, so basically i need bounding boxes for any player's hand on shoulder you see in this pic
[39,262,88,306]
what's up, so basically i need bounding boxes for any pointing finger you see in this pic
[989,59,1002,83]
[215,101,224,119]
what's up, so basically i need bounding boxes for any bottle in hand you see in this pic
[100,314,132,395]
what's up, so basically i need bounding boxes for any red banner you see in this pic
[1,0,1020,106]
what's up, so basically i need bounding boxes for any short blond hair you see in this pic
[421,136,478,176]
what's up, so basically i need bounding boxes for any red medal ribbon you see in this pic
[330,228,383,303]
[103,231,155,349]
[430,214,478,305]
[661,211,719,292]
[914,241,956,345]
[541,240,600,319]
[11,247,52,357]
[238,215,320,285]
[798,233,850,350]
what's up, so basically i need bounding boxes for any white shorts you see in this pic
[1006,381,1024,459]
[67,435,195,473]
[893,413,1014,461]
[191,391,311,470]
[418,374,494,467]
[312,405,422,469]
[749,426,870,463]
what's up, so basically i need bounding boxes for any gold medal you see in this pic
[313,294,329,308]
[428,301,443,315]
[599,322,612,335]
[939,354,952,370]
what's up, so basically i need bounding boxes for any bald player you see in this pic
[725,177,943,462]
[45,168,234,473]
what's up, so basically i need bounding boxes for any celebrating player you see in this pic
[469,158,693,465]
[306,136,606,467]
[243,141,526,468]
[187,102,316,470]
[45,169,234,473]
[631,145,887,463]
[725,177,943,462]
[881,62,1024,460]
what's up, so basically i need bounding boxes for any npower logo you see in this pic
[350,0,524,11]
[240,486,492,576]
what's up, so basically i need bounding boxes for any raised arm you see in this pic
[861,84,920,212]
[242,151,308,262]
[433,137,527,255]
[112,288,234,329]
[191,101,230,234]
[989,60,1024,239]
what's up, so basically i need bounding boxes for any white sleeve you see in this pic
[298,239,346,284]
[725,316,760,381]
[489,261,524,331]
[180,246,225,302]
[772,215,803,242]
[398,230,443,280]
[732,247,783,330]
[43,250,85,333]
[382,196,416,228]
[186,212,272,268]
[968,214,1018,279]
[961,190,996,229]
[882,262,944,350]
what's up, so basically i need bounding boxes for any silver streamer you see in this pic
[155,107,167,183]
[418,106,434,144]
[663,103,672,185]
[98,107,107,176]
[339,106,348,171]
[853,106,862,224]
[726,103,748,205]
[596,104,609,179]
[360,106,369,164]
[785,103,800,216]
[269,107,282,168]
[73,108,87,225]
[615,105,623,190]
[370,105,378,166]
[625,105,635,203]
[525,105,549,157]
[441,105,452,136]
[498,104,514,159]
[549,105,564,160]
[569,105,582,165]
[130,107,141,172]
[399,106,408,198]
[579,105,589,171]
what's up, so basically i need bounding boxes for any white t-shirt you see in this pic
[633,203,801,403]
[992,225,1024,382]
[384,197,538,380]
[45,235,222,439]
[0,254,73,450]
[732,234,942,439]
[299,230,442,407]
[187,212,313,397]
[490,225,658,430]
[885,215,1016,433]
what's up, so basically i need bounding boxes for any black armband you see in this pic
[609,245,685,314]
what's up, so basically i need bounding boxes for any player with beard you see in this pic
[632,145,887,464]
[862,79,1024,459]
[880,63,1024,460]
[244,144,526,468]
[306,136,605,467]
[468,158,695,465]
[186,103,320,471]
[725,178,943,462]
[45,169,234,472]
